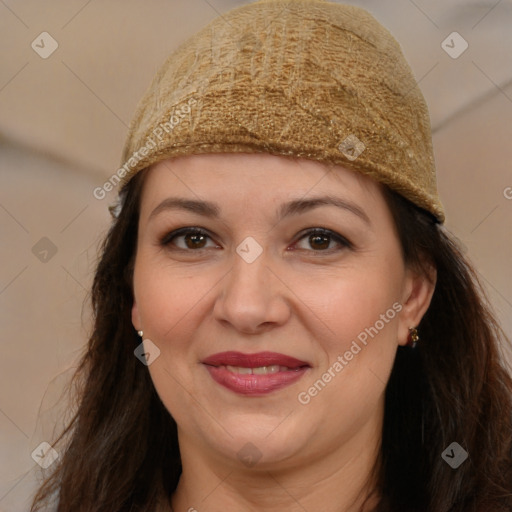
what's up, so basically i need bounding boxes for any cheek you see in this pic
[293,258,404,415]
[134,256,215,344]
[135,264,207,419]
[298,264,402,350]
[133,256,220,413]
[293,270,401,433]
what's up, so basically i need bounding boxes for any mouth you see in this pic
[202,351,311,395]
[219,364,301,375]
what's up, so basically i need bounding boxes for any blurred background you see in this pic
[1,0,511,509]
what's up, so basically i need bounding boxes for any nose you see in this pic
[212,248,291,334]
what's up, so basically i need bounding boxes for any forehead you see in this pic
[140,153,380,202]
[135,154,396,238]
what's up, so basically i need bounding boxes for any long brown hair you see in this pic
[30,165,512,511]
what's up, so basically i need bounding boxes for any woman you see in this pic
[31,0,512,511]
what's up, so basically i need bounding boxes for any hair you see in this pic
[30,165,512,512]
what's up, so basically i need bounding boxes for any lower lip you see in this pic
[204,365,309,395]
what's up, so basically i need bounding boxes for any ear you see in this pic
[131,300,142,333]
[397,264,437,346]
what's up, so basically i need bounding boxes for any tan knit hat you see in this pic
[115,0,445,223]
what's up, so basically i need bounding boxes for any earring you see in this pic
[137,330,144,338]
[407,327,419,348]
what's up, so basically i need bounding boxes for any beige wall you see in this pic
[1,1,511,509]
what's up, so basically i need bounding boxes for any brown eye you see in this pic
[294,228,352,252]
[183,232,208,249]
[308,233,331,250]
[161,228,217,251]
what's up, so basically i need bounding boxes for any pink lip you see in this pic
[202,351,310,396]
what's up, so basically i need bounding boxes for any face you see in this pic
[131,153,434,472]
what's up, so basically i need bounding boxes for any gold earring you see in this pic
[407,327,419,348]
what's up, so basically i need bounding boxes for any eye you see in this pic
[160,227,219,251]
[293,228,352,252]
[160,227,352,253]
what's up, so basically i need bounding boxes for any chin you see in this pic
[200,417,314,470]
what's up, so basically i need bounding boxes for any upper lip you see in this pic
[202,351,310,368]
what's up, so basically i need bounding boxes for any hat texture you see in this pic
[117,0,445,222]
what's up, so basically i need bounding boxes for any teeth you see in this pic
[234,366,252,375]
[225,365,288,374]
[253,365,280,375]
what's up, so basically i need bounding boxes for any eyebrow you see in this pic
[148,195,371,225]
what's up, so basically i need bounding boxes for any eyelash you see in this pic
[159,226,353,254]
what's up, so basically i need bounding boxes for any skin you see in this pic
[131,153,436,512]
